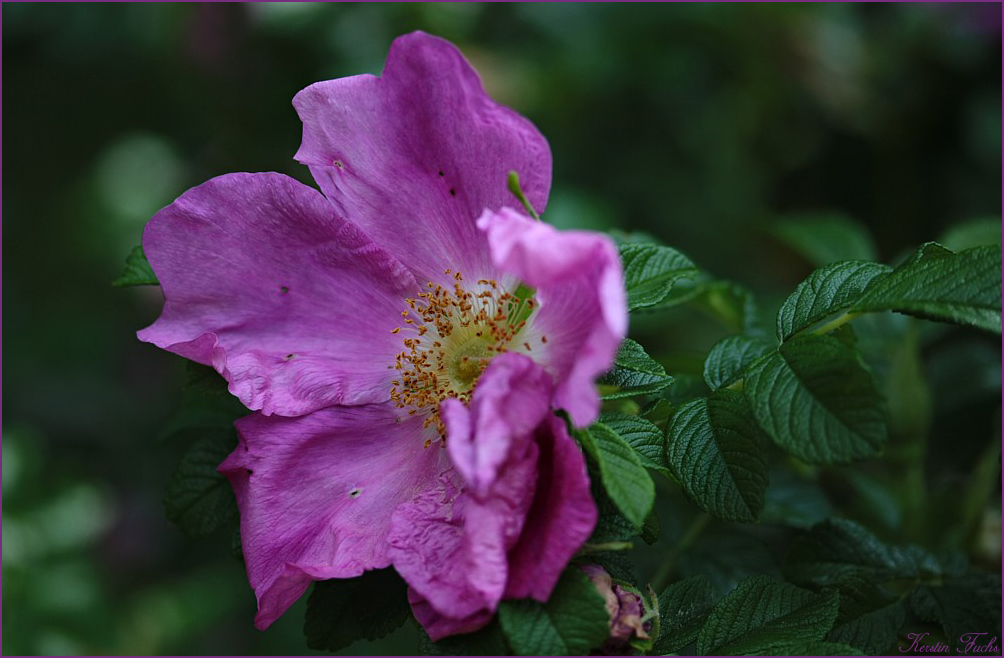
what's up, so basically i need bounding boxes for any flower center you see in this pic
[388,270,539,446]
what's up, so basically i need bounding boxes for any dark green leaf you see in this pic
[163,429,238,536]
[599,338,674,399]
[824,580,905,655]
[159,363,249,441]
[665,390,769,523]
[776,640,863,655]
[304,568,411,651]
[910,572,1002,652]
[703,334,775,389]
[776,260,892,341]
[619,242,698,311]
[696,576,840,655]
[651,576,716,655]
[770,213,878,266]
[784,518,943,587]
[113,244,159,286]
[597,412,669,477]
[419,618,509,656]
[744,333,887,464]
[641,506,660,545]
[578,423,655,530]
[758,468,833,529]
[498,568,611,656]
[851,244,1002,334]
[678,529,782,595]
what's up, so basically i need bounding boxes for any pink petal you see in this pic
[219,404,448,629]
[139,172,417,416]
[478,207,627,427]
[293,31,551,285]
[505,414,598,601]
[409,588,494,641]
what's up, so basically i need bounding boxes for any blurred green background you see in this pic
[3,3,1000,654]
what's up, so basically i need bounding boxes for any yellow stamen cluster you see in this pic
[389,270,539,446]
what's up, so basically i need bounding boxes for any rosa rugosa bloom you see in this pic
[138,32,626,638]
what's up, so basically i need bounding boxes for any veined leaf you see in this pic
[599,338,673,399]
[164,429,238,536]
[578,423,655,530]
[498,568,611,656]
[744,333,887,464]
[596,412,669,477]
[619,242,698,311]
[696,575,840,655]
[304,568,411,651]
[703,334,775,389]
[850,243,1002,334]
[776,261,892,341]
[825,579,906,655]
[666,390,769,523]
[113,244,159,286]
[652,576,716,655]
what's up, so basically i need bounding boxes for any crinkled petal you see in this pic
[138,172,416,416]
[390,355,548,624]
[293,31,551,284]
[442,353,552,497]
[505,413,598,601]
[408,588,494,641]
[478,207,627,426]
[219,404,447,629]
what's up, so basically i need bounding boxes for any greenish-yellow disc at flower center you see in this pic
[388,270,542,446]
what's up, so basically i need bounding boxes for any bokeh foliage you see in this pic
[3,3,1000,654]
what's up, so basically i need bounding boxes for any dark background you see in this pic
[3,3,1000,654]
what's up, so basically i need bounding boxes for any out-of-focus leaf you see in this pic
[744,334,887,464]
[939,217,1002,251]
[776,261,892,341]
[159,363,248,441]
[113,244,158,286]
[851,243,1002,334]
[784,518,943,587]
[599,338,674,399]
[759,468,833,529]
[910,572,1002,652]
[619,242,698,311]
[419,619,509,656]
[498,568,611,656]
[304,568,410,652]
[665,390,769,523]
[770,213,878,266]
[696,576,839,655]
[703,334,775,389]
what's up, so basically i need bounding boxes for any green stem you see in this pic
[810,310,861,336]
[576,541,635,556]
[507,170,540,220]
[651,513,711,591]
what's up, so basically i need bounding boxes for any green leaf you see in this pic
[939,217,1001,251]
[597,412,669,477]
[665,390,769,523]
[163,429,238,536]
[159,363,249,441]
[599,338,674,399]
[770,213,878,266]
[758,468,833,529]
[776,640,863,655]
[776,261,892,341]
[783,518,943,587]
[304,568,411,651]
[498,568,611,656]
[578,423,656,530]
[910,572,1002,652]
[703,334,775,389]
[824,580,905,655]
[744,333,887,464]
[851,243,1002,334]
[113,244,159,286]
[619,242,698,311]
[419,619,509,656]
[696,575,840,656]
[651,576,716,655]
